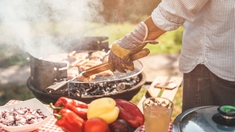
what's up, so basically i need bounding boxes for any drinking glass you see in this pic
[142,97,173,132]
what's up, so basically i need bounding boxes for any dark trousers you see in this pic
[182,64,235,112]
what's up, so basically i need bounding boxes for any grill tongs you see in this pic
[81,48,150,77]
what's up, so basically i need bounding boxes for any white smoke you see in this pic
[0,0,104,58]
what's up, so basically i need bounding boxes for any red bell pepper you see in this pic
[50,97,88,119]
[54,108,84,132]
[115,99,144,128]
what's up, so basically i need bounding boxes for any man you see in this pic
[108,0,235,111]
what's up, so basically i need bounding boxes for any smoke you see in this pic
[0,0,105,58]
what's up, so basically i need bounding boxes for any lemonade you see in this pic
[143,97,173,132]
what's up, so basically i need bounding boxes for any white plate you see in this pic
[0,98,53,132]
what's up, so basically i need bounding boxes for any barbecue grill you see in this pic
[27,37,146,104]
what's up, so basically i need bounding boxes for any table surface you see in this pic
[0,99,173,132]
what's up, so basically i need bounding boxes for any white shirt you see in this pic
[151,0,235,81]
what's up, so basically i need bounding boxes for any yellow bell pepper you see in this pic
[87,97,119,124]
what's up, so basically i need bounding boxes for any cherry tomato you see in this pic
[84,118,110,132]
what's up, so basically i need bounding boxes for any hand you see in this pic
[108,21,158,73]
[108,50,134,73]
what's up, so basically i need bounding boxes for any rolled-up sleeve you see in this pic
[151,0,209,31]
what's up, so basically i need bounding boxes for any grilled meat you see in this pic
[66,50,114,82]
[77,73,96,82]
[90,50,107,61]
[68,51,89,61]
[98,70,114,76]
[78,59,103,72]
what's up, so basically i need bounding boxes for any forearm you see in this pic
[144,16,166,40]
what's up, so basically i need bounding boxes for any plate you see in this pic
[0,98,53,132]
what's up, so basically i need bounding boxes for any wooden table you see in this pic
[135,75,182,132]
[137,76,183,112]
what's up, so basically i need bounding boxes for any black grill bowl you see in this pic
[27,72,146,104]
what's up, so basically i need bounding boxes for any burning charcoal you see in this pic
[98,83,104,87]
[106,83,114,88]
[88,83,94,87]
[86,85,102,95]
[68,74,141,97]
[110,85,117,90]
[108,87,118,93]
[105,87,111,91]
[88,88,104,95]
[125,78,131,82]
[116,83,127,92]
[102,89,109,95]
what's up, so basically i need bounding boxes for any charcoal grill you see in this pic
[27,37,146,104]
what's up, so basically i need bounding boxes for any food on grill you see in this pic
[68,51,89,61]
[103,55,109,63]
[70,59,89,67]
[98,70,114,76]
[77,74,96,82]
[90,50,107,61]
[68,50,76,58]
[44,50,139,83]
[66,50,114,82]
[0,107,47,126]
[67,67,79,80]
[78,59,103,72]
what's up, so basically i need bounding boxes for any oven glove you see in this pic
[109,20,159,73]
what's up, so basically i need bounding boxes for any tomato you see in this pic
[84,118,110,132]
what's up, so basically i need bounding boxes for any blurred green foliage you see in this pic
[0,45,29,68]
[0,84,34,105]
[147,26,184,54]
[85,22,183,54]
